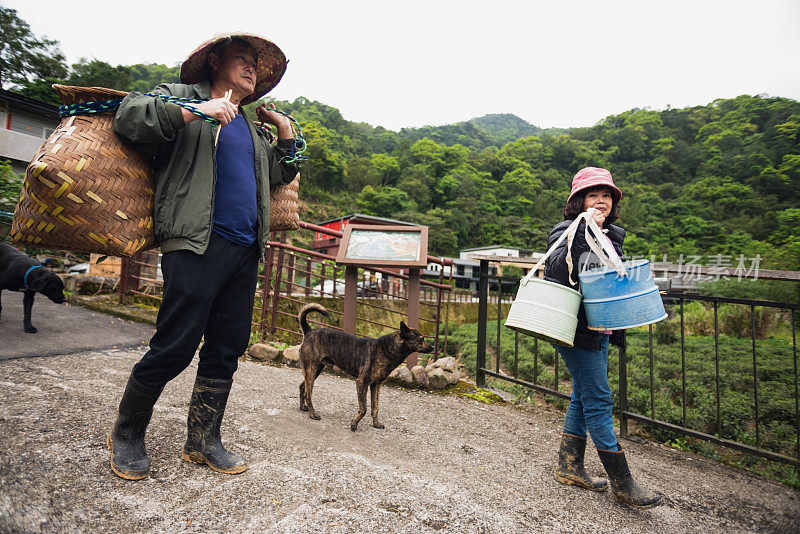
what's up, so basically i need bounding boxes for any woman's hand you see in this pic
[256,104,293,139]
[182,97,238,126]
[588,207,606,226]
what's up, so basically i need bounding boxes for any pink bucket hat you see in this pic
[567,167,622,203]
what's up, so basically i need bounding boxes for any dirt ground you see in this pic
[1,346,799,533]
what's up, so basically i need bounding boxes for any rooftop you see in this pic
[315,213,418,227]
[0,88,59,119]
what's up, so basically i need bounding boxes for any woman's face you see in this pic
[582,187,613,218]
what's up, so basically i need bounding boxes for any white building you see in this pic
[0,89,60,175]
[424,245,543,292]
[458,245,525,260]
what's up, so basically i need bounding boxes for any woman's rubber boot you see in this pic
[597,447,662,509]
[553,433,608,491]
[107,375,164,480]
[181,376,248,474]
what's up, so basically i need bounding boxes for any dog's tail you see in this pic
[299,303,330,334]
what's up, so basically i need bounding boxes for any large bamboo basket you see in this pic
[11,85,156,256]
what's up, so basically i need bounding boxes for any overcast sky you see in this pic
[5,0,800,130]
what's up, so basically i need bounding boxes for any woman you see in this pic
[544,167,662,509]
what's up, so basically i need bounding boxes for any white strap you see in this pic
[566,209,625,284]
[565,212,588,285]
[521,212,590,285]
[583,209,626,277]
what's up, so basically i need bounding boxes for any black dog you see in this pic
[0,243,66,333]
[297,303,433,431]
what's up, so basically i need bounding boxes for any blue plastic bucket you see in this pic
[578,259,667,330]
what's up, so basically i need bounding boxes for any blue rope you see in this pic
[261,106,308,164]
[60,93,218,124]
[59,94,308,162]
[0,210,15,220]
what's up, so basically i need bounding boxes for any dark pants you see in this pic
[132,232,259,388]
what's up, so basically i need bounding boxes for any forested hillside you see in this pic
[257,94,799,273]
[8,57,800,274]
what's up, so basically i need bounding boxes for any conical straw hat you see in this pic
[180,32,287,105]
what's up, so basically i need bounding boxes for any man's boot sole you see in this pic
[107,432,149,481]
[180,451,248,474]
[553,468,608,492]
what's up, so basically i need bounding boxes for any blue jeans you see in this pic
[553,335,619,451]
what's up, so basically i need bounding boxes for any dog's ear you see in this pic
[31,276,48,292]
[400,321,410,334]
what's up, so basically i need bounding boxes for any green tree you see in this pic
[128,63,180,92]
[343,156,379,193]
[0,6,67,88]
[356,186,414,217]
[297,121,346,190]
[66,59,133,91]
[398,207,460,256]
[14,76,63,105]
[370,153,400,185]
[0,159,22,212]
[771,209,800,244]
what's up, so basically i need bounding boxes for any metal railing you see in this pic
[473,259,800,467]
[255,222,454,359]
[119,249,161,302]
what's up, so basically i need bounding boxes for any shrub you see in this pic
[654,319,677,344]
[718,304,777,339]
[668,300,780,340]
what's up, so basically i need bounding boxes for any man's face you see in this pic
[211,42,257,96]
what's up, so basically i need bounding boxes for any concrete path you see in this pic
[0,293,153,360]
[1,346,798,533]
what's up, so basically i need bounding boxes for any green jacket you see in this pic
[113,80,299,257]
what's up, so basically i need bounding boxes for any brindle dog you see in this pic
[297,303,433,431]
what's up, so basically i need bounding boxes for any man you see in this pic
[108,33,301,480]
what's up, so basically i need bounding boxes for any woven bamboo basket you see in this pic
[270,173,300,231]
[12,85,302,254]
[11,85,157,256]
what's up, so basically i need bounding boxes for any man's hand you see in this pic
[256,104,293,139]
[182,97,238,126]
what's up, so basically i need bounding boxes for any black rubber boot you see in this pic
[597,447,662,509]
[553,433,608,491]
[181,376,248,474]
[107,375,164,480]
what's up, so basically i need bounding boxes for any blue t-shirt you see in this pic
[213,114,257,246]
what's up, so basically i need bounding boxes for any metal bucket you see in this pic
[579,259,667,330]
[505,277,582,346]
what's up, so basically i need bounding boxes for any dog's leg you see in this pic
[299,381,307,411]
[23,289,37,333]
[370,382,385,429]
[303,364,322,421]
[351,378,368,432]
[299,365,323,412]
[0,289,3,320]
